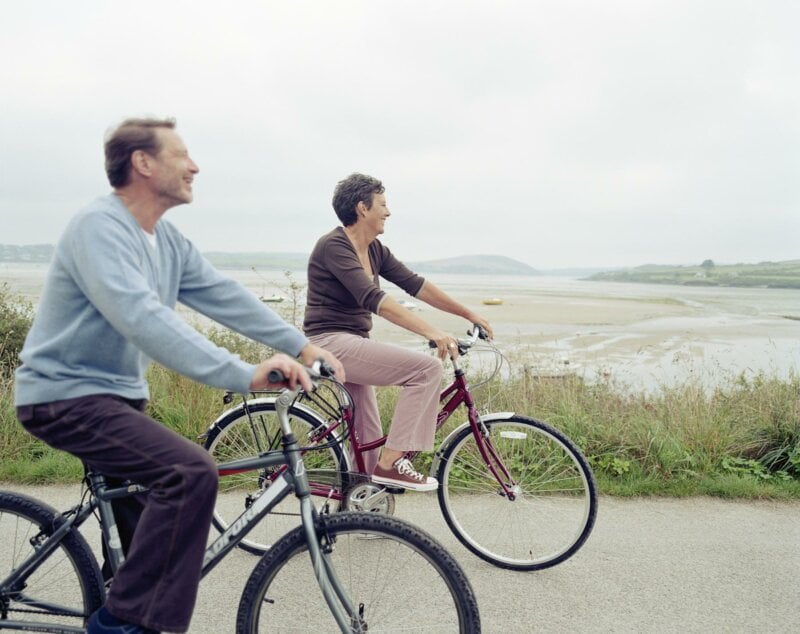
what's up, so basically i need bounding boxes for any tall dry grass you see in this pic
[471,368,800,496]
[2,315,798,496]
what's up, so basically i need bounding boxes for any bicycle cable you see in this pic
[461,340,506,392]
[292,375,355,451]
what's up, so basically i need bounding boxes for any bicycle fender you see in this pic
[202,397,329,435]
[203,396,278,435]
[431,411,515,475]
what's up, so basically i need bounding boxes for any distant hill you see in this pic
[539,267,609,277]
[1,244,537,276]
[587,260,800,289]
[203,252,309,271]
[407,255,539,275]
[5,244,796,285]
[208,252,538,275]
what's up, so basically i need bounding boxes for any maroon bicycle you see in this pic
[203,326,597,571]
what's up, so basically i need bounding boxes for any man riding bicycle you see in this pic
[14,117,343,633]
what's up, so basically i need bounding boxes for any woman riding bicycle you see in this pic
[303,173,493,491]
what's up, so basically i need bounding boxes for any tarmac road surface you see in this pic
[2,484,797,632]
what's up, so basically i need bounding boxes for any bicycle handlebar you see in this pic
[267,358,335,387]
[428,323,490,353]
[467,324,491,343]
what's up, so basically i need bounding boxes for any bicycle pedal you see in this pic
[381,486,406,495]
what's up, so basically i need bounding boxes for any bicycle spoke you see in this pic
[438,417,597,570]
[206,401,346,555]
[238,513,480,632]
[0,493,103,628]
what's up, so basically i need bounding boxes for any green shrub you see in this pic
[203,324,273,364]
[0,283,33,376]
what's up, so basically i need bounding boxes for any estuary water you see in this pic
[3,262,799,392]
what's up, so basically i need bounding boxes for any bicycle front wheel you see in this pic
[205,400,347,554]
[0,491,104,630]
[437,415,597,571]
[236,512,481,633]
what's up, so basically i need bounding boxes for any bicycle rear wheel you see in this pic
[236,512,481,633]
[0,491,104,630]
[205,400,347,554]
[436,415,597,571]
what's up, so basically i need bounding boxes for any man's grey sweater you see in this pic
[15,194,307,406]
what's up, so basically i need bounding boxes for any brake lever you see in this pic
[467,324,489,342]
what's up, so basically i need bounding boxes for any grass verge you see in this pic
[2,334,799,498]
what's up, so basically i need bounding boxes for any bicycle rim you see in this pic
[0,491,104,630]
[237,512,480,633]
[437,416,597,570]
[205,401,346,554]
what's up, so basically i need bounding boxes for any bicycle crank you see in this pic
[343,482,396,515]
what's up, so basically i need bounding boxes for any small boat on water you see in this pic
[481,298,503,305]
[261,294,284,303]
[398,299,418,310]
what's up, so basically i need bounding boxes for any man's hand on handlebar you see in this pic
[250,354,314,392]
[298,343,346,382]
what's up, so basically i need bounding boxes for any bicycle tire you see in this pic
[236,511,480,633]
[436,415,597,571]
[0,490,104,630]
[204,400,348,555]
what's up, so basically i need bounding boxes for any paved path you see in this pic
[2,484,798,632]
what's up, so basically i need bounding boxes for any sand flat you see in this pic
[3,264,799,390]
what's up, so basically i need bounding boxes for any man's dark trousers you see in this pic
[17,394,217,633]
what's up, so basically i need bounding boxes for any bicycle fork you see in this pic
[298,497,366,632]
[275,389,362,633]
[474,413,520,500]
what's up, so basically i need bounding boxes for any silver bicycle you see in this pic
[0,362,481,633]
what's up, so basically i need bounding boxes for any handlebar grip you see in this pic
[268,359,333,386]
[430,339,462,354]
[318,360,336,378]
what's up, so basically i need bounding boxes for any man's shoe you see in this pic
[86,606,160,633]
[372,458,438,492]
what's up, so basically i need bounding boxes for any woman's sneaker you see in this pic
[372,458,438,492]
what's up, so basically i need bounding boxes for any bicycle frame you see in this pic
[432,366,519,499]
[247,344,520,500]
[1,390,359,633]
[345,364,500,472]
[206,332,597,574]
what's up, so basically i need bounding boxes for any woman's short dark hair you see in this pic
[332,173,385,226]
[104,117,177,188]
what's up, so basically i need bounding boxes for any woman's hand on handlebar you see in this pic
[250,354,314,392]
[428,328,460,361]
[467,314,494,340]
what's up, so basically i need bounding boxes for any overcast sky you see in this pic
[1,1,798,269]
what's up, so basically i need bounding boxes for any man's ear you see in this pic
[130,150,152,177]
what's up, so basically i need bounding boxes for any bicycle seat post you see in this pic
[87,471,127,573]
